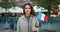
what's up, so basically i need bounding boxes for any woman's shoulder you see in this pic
[32,16,38,20]
[32,16,37,18]
[18,15,25,20]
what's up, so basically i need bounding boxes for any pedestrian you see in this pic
[17,3,40,32]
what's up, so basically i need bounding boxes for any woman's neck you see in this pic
[25,14,30,16]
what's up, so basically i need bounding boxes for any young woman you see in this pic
[17,3,39,32]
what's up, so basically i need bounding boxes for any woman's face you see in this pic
[25,5,31,15]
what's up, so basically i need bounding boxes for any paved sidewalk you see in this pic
[0,22,60,32]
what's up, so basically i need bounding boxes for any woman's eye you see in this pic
[29,8,31,9]
[25,7,31,9]
[25,8,27,9]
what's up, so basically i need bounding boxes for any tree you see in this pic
[2,0,17,13]
[32,0,60,9]
[31,0,60,22]
[2,0,17,8]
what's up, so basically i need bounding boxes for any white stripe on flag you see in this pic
[40,14,45,21]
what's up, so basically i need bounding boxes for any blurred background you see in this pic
[0,0,60,32]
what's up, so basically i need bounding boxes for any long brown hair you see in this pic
[23,3,36,16]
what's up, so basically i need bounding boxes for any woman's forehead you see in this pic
[25,5,30,8]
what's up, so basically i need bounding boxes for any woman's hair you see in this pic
[23,3,36,16]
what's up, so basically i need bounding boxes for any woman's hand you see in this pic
[32,28,34,32]
[32,27,36,32]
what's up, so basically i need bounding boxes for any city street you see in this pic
[0,22,60,32]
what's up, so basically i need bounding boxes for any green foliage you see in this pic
[31,0,60,9]
[2,0,17,8]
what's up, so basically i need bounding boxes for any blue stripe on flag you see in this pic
[37,12,42,20]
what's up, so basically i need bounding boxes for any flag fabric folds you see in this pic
[37,12,48,22]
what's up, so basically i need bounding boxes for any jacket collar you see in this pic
[21,15,33,21]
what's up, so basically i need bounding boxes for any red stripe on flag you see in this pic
[44,15,48,22]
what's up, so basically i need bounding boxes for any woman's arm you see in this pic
[17,18,20,32]
[32,17,40,32]
[35,18,39,32]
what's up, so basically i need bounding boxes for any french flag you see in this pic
[37,12,48,22]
